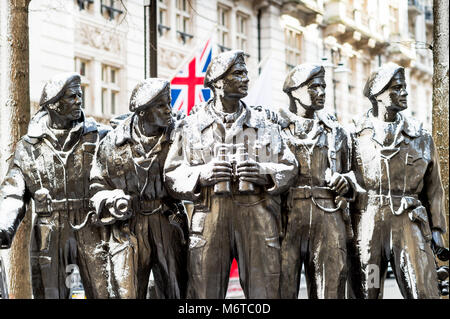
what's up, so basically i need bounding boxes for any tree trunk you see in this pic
[432,0,449,244]
[0,0,32,299]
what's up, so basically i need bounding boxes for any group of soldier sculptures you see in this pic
[0,49,447,299]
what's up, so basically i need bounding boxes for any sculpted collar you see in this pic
[115,113,169,148]
[278,107,337,131]
[195,100,267,133]
[25,109,97,145]
[354,110,422,138]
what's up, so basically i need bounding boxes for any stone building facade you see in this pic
[27,0,434,128]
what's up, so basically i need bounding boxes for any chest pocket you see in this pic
[112,148,130,177]
[82,142,96,167]
[405,150,429,188]
[188,143,212,165]
[32,148,56,191]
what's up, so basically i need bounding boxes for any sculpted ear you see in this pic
[213,80,224,90]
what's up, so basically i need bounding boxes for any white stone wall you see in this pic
[25,0,434,128]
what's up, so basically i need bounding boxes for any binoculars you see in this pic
[213,144,255,196]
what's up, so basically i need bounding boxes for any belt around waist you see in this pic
[49,198,90,212]
[289,186,335,200]
[355,194,419,210]
[34,198,91,217]
[132,197,165,215]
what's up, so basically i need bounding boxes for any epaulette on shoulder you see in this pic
[110,112,132,129]
[402,114,423,138]
[22,135,40,145]
[317,110,338,129]
[97,123,112,139]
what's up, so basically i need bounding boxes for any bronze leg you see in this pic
[305,200,347,299]
[233,200,281,299]
[280,202,304,299]
[187,197,231,299]
[390,214,440,299]
[147,213,188,299]
[349,205,388,299]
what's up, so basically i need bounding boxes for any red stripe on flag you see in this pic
[177,99,184,111]
[171,59,204,115]
[200,39,210,61]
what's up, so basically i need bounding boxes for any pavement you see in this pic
[225,274,404,299]
[296,274,403,299]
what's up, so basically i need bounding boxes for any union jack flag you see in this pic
[170,38,212,115]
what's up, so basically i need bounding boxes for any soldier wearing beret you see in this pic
[0,73,111,298]
[89,78,188,298]
[346,63,447,299]
[278,63,357,298]
[164,50,297,298]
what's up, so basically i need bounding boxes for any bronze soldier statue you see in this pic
[164,50,297,299]
[89,78,188,299]
[347,62,447,299]
[0,73,111,298]
[278,64,357,299]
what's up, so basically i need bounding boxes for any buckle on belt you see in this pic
[138,199,163,215]
[291,186,312,199]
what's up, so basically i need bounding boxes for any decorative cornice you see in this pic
[75,22,123,55]
[158,45,187,70]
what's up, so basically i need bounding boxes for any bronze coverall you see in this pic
[164,101,297,299]
[0,110,110,299]
[280,111,354,299]
[90,114,188,299]
[347,112,447,299]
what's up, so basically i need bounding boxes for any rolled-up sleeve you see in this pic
[0,147,29,248]
[420,132,447,233]
[260,126,297,195]
[164,127,203,201]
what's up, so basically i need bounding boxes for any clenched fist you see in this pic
[236,159,269,186]
[327,172,349,196]
[199,160,233,186]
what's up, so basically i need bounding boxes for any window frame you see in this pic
[217,3,231,51]
[101,64,121,116]
[284,27,303,70]
[236,11,249,52]
[74,57,92,110]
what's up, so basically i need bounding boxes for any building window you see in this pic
[236,12,248,52]
[101,0,123,21]
[101,64,120,115]
[76,0,93,11]
[361,0,369,26]
[389,4,399,34]
[363,59,371,82]
[176,0,193,44]
[157,0,171,36]
[217,4,231,52]
[346,0,355,20]
[74,57,91,109]
[285,28,302,70]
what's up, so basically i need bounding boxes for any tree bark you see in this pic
[0,0,32,299]
[432,0,449,245]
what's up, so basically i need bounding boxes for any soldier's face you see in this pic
[139,91,172,128]
[221,62,249,99]
[291,76,326,111]
[57,84,83,120]
[385,72,408,111]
